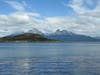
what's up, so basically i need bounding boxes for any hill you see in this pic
[0,33,54,42]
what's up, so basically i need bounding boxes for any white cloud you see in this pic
[0,11,100,37]
[42,16,98,36]
[60,0,100,36]
[4,1,27,11]
[86,0,95,5]
[0,0,100,37]
[68,0,87,14]
[0,12,42,37]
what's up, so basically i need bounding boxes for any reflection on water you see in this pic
[0,42,100,75]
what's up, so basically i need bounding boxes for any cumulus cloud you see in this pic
[0,0,100,37]
[61,0,100,36]
[43,16,97,36]
[0,12,42,37]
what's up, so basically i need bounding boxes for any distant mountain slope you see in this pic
[7,28,43,37]
[44,29,100,41]
[0,33,54,42]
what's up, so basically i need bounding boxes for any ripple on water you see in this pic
[0,56,100,75]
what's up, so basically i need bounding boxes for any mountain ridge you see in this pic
[44,29,100,42]
[0,33,55,42]
[0,29,100,42]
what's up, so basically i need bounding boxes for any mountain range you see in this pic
[0,29,100,42]
[44,29,100,42]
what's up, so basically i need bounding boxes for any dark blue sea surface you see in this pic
[0,42,100,75]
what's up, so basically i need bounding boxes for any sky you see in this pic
[0,0,100,37]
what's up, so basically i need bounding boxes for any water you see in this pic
[0,42,100,75]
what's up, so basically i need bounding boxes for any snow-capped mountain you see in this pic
[5,28,43,37]
[24,28,43,34]
[44,29,99,41]
[1,28,100,42]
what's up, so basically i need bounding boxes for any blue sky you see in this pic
[0,0,100,37]
[0,0,73,16]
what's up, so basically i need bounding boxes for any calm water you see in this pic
[0,42,100,75]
